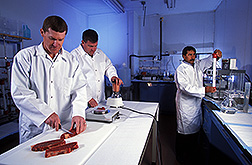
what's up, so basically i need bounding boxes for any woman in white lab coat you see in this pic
[174,46,222,163]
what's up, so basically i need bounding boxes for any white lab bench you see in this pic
[0,101,159,165]
[203,98,252,164]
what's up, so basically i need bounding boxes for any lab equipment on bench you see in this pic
[222,58,238,70]
[86,79,123,123]
[86,106,119,123]
[220,92,238,114]
[212,52,217,87]
[243,82,251,113]
[106,79,124,108]
[205,69,246,101]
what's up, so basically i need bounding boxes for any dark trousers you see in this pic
[175,130,204,164]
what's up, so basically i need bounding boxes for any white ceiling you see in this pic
[61,0,222,16]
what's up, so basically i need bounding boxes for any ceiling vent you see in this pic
[103,0,125,13]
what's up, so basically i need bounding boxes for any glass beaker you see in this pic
[221,93,237,109]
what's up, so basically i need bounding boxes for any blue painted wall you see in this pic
[0,0,251,80]
[215,0,252,79]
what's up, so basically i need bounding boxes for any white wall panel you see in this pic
[0,0,88,52]
[139,12,215,56]
[215,0,252,78]
[88,13,128,66]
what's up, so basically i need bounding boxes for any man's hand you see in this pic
[70,116,87,134]
[214,49,222,59]
[45,112,61,131]
[111,76,123,86]
[88,98,98,107]
[205,86,217,93]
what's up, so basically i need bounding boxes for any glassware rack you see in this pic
[0,33,31,123]
[139,59,161,80]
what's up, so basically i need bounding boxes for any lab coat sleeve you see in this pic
[175,66,205,98]
[70,64,87,118]
[84,84,93,103]
[72,50,92,103]
[11,51,54,127]
[104,55,118,82]
[198,55,213,72]
[79,69,92,103]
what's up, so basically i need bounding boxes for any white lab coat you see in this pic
[174,55,213,134]
[11,43,87,143]
[71,45,118,103]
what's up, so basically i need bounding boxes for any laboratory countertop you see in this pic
[203,97,252,157]
[0,101,159,165]
[131,79,174,83]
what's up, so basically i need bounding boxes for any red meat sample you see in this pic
[97,107,106,110]
[45,142,79,158]
[31,139,65,151]
[60,128,77,139]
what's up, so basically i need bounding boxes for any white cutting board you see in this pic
[0,122,117,165]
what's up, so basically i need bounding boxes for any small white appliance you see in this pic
[86,107,119,123]
[106,78,124,108]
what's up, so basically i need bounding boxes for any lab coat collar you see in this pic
[90,49,99,58]
[90,49,100,58]
[37,42,67,62]
[182,60,194,67]
[79,44,99,58]
[78,44,86,56]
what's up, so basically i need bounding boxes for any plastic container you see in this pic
[23,25,31,38]
[118,63,131,87]
[243,82,251,113]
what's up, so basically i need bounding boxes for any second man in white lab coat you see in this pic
[71,29,123,107]
[174,46,222,164]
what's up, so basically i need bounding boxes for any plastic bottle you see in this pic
[23,25,31,38]
[243,82,251,113]
[26,25,31,38]
[22,25,26,37]
[118,63,131,87]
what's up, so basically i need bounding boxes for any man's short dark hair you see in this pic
[82,29,98,43]
[42,15,68,34]
[182,46,196,56]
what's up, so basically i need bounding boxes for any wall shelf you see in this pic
[0,33,31,41]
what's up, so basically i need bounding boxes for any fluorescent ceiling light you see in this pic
[103,0,125,14]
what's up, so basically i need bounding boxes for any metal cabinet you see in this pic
[210,115,242,163]
[132,81,176,114]
[202,99,252,164]
[202,103,212,141]
[138,82,159,102]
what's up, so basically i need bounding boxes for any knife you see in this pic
[59,124,73,135]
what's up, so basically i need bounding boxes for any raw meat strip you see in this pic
[31,139,65,151]
[45,142,79,158]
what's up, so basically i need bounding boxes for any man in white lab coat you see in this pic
[71,29,123,107]
[174,46,222,163]
[11,16,88,143]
